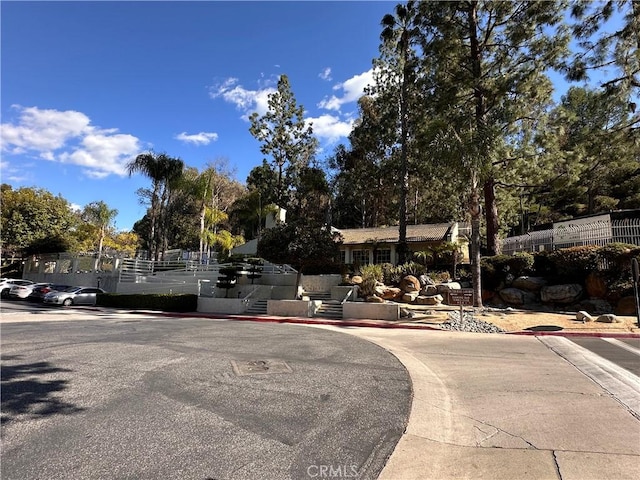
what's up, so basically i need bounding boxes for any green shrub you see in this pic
[596,243,640,271]
[546,245,599,282]
[481,255,513,290]
[360,264,383,282]
[381,263,400,286]
[509,252,535,276]
[398,261,426,278]
[429,271,451,283]
[358,276,378,298]
[97,293,198,312]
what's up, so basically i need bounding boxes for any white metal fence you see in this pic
[501,218,640,255]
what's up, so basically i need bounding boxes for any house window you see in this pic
[340,250,346,264]
[352,250,369,265]
[374,249,391,264]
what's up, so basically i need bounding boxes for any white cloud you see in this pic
[175,131,219,145]
[307,114,354,144]
[318,69,375,111]
[209,77,277,118]
[1,105,141,178]
[1,105,92,153]
[319,67,332,81]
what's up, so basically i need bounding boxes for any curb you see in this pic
[123,309,640,338]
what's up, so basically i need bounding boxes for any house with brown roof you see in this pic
[335,222,469,265]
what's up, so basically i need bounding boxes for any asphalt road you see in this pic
[1,313,411,480]
[569,337,640,375]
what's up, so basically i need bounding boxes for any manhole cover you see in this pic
[231,359,293,376]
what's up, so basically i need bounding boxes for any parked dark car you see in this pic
[43,286,105,306]
[28,284,72,303]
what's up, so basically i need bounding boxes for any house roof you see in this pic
[336,223,454,245]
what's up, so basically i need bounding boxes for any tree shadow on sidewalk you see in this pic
[1,355,84,425]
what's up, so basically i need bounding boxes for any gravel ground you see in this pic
[440,309,507,333]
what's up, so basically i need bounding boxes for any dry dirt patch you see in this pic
[407,305,640,334]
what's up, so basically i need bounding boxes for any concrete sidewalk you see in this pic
[315,326,640,480]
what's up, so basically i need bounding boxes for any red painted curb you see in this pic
[508,330,640,339]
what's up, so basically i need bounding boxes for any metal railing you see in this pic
[502,218,640,255]
[119,258,297,283]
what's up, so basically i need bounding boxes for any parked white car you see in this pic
[0,279,35,298]
[8,282,51,299]
[43,286,106,306]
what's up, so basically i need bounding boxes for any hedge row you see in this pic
[482,243,640,292]
[97,293,198,312]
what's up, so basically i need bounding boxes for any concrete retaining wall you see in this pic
[343,302,399,321]
[267,300,313,317]
[197,297,247,315]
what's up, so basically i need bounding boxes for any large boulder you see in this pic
[576,311,594,322]
[540,284,583,304]
[402,291,420,303]
[499,287,536,306]
[596,314,622,323]
[400,275,421,293]
[585,272,608,298]
[416,294,444,306]
[366,295,384,303]
[419,274,435,287]
[380,286,403,300]
[421,284,439,296]
[615,296,636,316]
[512,276,547,292]
[436,282,462,295]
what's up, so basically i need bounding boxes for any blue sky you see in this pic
[1,1,396,230]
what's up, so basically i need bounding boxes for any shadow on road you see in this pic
[1,356,84,425]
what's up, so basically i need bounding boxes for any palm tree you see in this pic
[127,152,184,260]
[82,201,118,271]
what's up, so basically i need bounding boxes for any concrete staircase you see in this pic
[245,299,268,315]
[306,292,343,320]
[244,293,344,320]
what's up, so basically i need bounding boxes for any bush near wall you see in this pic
[97,293,198,312]
[481,252,535,290]
[484,244,640,302]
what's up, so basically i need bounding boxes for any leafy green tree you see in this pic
[329,98,399,229]
[535,86,639,217]
[415,0,570,259]
[257,220,342,298]
[229,190,278,241]
[567,0,639,99]
[0,185,78,256]
[249,74,318,208]
[106,231,140,257]
[246,159,279,207]
[82,201,118,271]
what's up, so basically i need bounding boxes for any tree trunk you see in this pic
[94,228,104,272]
[469,191,483,308]
[398,29,410,265]
[483,177,501,255]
